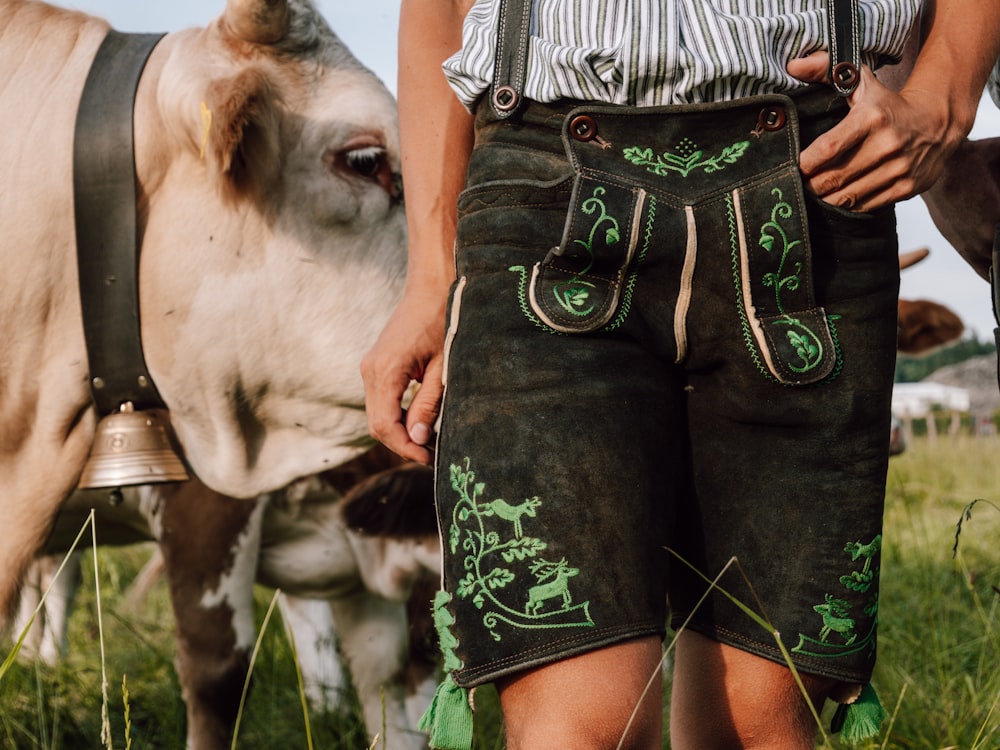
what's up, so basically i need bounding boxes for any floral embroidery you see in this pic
[758,188,826,374]
[623,137,750,178]
[448,459,594,642]
[550,186,620,319]
[793,535,880,659]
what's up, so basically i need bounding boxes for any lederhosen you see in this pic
[421,2,899,747]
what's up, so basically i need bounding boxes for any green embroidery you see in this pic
[793,535,880,659]
[729,195,772,380]
[509,193,654,333]
[604,194,655,331]
[448,459,594,642]
[730,191,843,385]
[623,137,750,178]
[508,265,563,334]
[759,188,825,374]
[431,590,463,673]
[551,186,621,318]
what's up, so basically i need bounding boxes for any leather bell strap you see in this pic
[74,30,167,416]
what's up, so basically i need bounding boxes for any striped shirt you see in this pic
[443,0,921,108]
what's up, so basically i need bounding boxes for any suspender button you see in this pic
[493,85,520,112]
[832,62,860,95]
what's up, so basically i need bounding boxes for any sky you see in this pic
[59,0,1000,341]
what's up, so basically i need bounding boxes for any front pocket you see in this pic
[732,172,837,385]
[528,174,650,333]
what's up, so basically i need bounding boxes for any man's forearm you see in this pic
[397,0,475,292]
[905,0,1000,137]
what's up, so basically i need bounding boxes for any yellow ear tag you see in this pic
[199,101,212,160]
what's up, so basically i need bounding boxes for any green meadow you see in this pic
[2,435,998,749]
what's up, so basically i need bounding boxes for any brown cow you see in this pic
[878,17,1000,281]
[897,247,965,354]
[18,447,440,750]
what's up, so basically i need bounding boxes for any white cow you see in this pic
[0,0,404,624]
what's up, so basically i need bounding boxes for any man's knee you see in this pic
[670,630,834,750]
[497,636,664,750]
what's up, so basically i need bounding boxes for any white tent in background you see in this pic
[892,382,971,418]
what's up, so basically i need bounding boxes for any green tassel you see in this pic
[418,674,474,750]
[831,684,885,743]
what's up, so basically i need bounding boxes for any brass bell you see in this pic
[78,402,190,489]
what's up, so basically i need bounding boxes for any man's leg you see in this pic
[670,629,836,750]
[497,635,664,750]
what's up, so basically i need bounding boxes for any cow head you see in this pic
[132,0,407,497]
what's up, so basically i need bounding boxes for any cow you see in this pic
[0,0,404,635]
[17,446,441,750]
[877,15,1000,282]
[897,247,965,354]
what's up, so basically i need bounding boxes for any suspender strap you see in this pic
[827,0,862,96]
[490,0,532,118]
[74,30,167,416]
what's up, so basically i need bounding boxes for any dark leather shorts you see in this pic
[434,86,899,688]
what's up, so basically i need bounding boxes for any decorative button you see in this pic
[569,114,598,142]
[755,106,787,134]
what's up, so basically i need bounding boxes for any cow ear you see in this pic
[203,68,283,202]
[224,0,290,44]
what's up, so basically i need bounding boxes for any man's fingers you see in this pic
[786,51,831,84]
[404,358,444,446]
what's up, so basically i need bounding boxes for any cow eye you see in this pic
[344,145,386,179]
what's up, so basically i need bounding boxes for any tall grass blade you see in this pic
[0,512,95,682]
[879,681,906,750]
[283,601,316,750]
[616,556,740,750]
[33,659,49,750]
[122,674,133,750]
[94,516,113,750]
[970,685,1000,749]
[666,549,829,745]
[230,588,282,750]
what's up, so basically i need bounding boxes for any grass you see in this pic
[2,436,999,749]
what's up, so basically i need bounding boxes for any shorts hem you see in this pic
[676,621,875,685]
[452,622,666,688]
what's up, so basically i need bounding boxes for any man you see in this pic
[362,2,1000,747]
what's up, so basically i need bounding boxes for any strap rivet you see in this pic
[832,61,860,90]
[493,85,519,112]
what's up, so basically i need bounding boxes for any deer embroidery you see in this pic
[792,534,880,660]
[448,459,594,641]
[525,559,580,615]
[813,594,857,645]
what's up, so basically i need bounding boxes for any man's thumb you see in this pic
[406,364,444,446]
[786,51,831,84]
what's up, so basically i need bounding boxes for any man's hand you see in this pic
[361,285,449,465]
[788,51,966,212]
